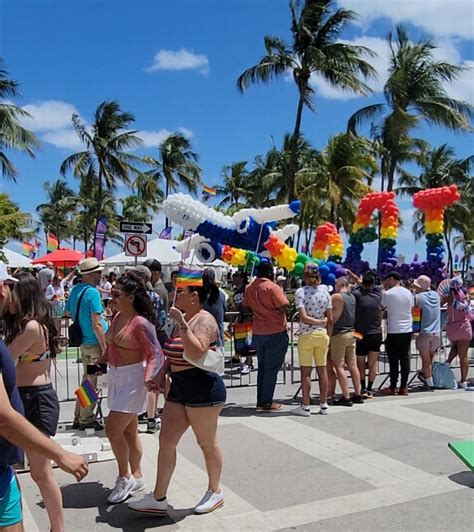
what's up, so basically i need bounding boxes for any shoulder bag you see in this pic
[68,287,90,347]
[182,313,225,375]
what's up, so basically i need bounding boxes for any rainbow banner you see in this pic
[233,321,255,352]
[75,380,98,408]
[202,185,216,196]
[412,307,422,333]
[47,233,59,252]
[176,267,203,288]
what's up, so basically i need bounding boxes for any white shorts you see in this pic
[107,362,147,414]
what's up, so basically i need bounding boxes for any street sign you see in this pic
[125,234,147,257]
[120,221,152,235]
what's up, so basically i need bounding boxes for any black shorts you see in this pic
[18,384,60,437]
[356,334,383,357]
[167,368,226,408]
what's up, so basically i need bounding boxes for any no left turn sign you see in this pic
[125,234,147,257]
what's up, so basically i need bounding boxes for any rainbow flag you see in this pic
[176,267,203,288]
[202,185,216,196]
[233,322,255,352]
[22,242,33,257]
[412,307,422,333]
[75,380,98,408]
[47,233,59,252]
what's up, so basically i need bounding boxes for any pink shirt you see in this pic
[106,313,164,382]
[243,278,289,335]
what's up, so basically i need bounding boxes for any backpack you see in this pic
[68,287,90,347]
[432,362,457,390]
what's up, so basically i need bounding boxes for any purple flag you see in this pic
[94,216,107,261]
[159,227,172,240]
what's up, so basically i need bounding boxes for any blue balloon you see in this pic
[326,261,337,272]
[327,273,336,285]
[319,264,330,276]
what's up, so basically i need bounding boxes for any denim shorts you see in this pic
[167,368,226,407]
[18,384,60,437]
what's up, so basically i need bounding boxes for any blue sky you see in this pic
[1,0,473,263]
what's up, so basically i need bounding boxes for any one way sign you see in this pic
[119,221,152,235]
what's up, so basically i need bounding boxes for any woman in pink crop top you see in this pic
[101,272,164,505]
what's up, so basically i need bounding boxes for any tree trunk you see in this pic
[288,93,305,203]
[386,157,397,192]
[165,181,170,228]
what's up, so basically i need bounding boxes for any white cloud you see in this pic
[338,0,474,40]
[138,127,194,148]
[21,100,80,132]
[447,59,474,104]
[145,48,210,75]
[41,128,84,150]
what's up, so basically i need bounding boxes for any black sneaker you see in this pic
[146,419,159,434]
[334,396,353,407]
[352,395,364,404]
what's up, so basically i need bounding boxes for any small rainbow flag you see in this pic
[75,380,98,408]
[176,267,203,288]
[22,242,33,257]
[47,233,59,252]
[233,322,255,352]
[412,307,422,333]
[202,185,216,196]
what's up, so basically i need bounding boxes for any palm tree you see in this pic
[0,193,32,254]
[36,179,77,245]
[397,143,473,274]
[143,132,201,226]
[120,195,151,222]
[60,100,143,242]
[0,59,40,180]
[348,25,472,192]
[237,0,376,201]
[216,161,253,209]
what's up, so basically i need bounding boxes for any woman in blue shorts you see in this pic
[129,281,226,517]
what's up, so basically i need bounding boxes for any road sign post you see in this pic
[124,234,147,266]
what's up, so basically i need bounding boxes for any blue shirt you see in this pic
[0,341,24,468]
[65,283,108,345]
[416,290,441,334]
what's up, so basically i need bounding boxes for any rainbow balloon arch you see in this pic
[163,185,460,285]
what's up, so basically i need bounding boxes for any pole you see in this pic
[134,255,138,267]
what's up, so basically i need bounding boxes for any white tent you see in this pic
[102,239,228,281]
[1,248,33,268]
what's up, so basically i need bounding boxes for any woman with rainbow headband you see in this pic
[130,267,226,516]
[3,273,63,532]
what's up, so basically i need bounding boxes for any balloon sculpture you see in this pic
[312,223,344,263]
[344,191,399,276]
[410,185,461,283]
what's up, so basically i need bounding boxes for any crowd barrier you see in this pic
[52,312,471,403]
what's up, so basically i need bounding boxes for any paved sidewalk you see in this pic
[20,383,474,531]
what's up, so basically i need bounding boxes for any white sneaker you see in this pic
[194,489,224,514]
[290,405,311,417]
[241,364,250,375]
[131,477,145,494]
[107,476,136,504]
[319,406,329,415]
[128,493,169,515]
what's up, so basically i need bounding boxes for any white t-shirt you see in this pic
[382,286,413,334]
[100,281,112,301]
[295,285,332,335]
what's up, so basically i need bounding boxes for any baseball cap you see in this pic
[0,262,17,283]
[304,262,320,275]
[413,275,431,291]
[384,271,401,281]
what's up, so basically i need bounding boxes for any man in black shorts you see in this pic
[352,272,383,398]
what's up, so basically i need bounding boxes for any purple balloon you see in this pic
[335,267,347,278]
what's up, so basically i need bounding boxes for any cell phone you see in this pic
[86,363,108,375]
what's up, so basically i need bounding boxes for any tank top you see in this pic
[333,292,356,335]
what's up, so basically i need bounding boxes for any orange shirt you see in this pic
[243,278,289,335]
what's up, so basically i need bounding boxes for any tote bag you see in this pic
[182,315,225,375]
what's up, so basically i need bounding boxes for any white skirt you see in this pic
[107,362,147,414]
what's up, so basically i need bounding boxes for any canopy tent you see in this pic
[1,248,33,268]
[102,238,228,280]
[32,248,84,267]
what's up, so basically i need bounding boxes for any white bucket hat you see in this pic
[77,257,104,274]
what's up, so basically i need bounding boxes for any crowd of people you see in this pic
[0,254,472,529]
